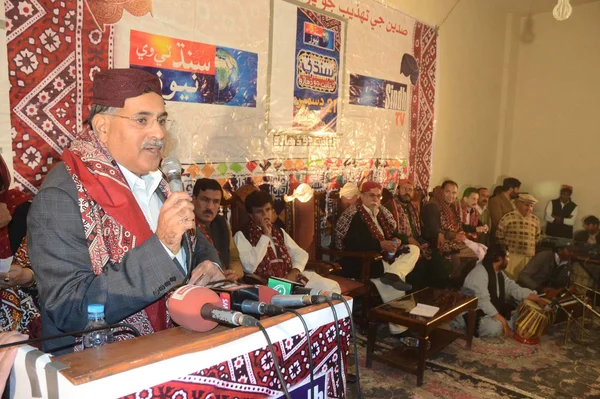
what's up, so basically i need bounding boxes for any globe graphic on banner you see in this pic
[215,48,240,103]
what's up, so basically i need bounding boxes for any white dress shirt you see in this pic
[545,200,578,226]
[363,204,385,236]
[118,164,187,272]
[233,229,308,274]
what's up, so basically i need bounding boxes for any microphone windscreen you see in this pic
[258,285,279,304]
[161,156,182,176]
[168,285,221,332]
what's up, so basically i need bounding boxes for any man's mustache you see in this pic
[142,139,164,149]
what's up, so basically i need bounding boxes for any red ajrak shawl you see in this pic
[433,189,462,232]
[61,128,174,340]
[243,219,293,278]
[460,202,479,229]
[195,220,219,256]
[390,197,422,237]
[335,200,397,250]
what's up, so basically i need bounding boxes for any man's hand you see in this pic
[553,216,563,223]
[502,320,513,337]
[285,268,301,282]
[437,233,445,250]
[223,269,239,282]
[261,219,272,237]
[408,237,421,248]
[189,260,226,286]
[380,240,399,254]
[476,225,488,233]
[455,231,466,243]
[0,203,11,229]
[493,313,512,337]
[528,292,550,307]
[156,192,195,255]
[0,264,34,289]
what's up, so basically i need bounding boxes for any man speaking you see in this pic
[27,68,224,354]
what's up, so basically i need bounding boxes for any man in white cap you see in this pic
[495,193,541,280]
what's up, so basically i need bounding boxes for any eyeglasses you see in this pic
[102,113,174,131]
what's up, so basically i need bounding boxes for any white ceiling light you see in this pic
[553,0,573,21]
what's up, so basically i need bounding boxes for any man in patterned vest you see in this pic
[234,190,341,293]
[28,68,224,354]
[545,185,578,239]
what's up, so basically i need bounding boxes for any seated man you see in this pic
[386,179,424,248]
[476,187,491,245]
[334,181,419,293]
[574,215,599,245]
[28,68,224,354]
[452,244,547,338]
[234,191,341,293]
[192,178,244,282]
[421,181,466,250]
[459,187,488,242]
[517,244,572,293]
[385,179,454,289]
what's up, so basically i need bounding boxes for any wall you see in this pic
[507,1,600,228]
[385,0,514,191]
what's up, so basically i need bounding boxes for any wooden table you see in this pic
[366,288,477,386]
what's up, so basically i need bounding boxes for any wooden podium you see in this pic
[10,300,352,399]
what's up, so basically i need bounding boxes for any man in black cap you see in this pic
[28,68,224,354]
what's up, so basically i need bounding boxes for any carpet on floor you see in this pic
[351,319,600,399]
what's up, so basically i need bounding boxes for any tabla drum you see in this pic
[514,299,555,345]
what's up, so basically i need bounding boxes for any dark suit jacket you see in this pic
[27,163,220,354]
[517,250,570,291]
[339,209,402,279]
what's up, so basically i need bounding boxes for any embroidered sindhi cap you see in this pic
[91,68,162,108]
[360,181,382,193]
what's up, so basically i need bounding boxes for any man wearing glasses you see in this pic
[27,68,224,354]
[335,182,419,323]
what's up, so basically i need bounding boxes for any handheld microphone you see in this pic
[241,300,286,316]
[293,287,343,301]
[270,294,325,307]
[160,156,184,193]
[168,285,260,332]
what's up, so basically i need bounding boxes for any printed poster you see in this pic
[292,8,342,132]
[129,30,258,107]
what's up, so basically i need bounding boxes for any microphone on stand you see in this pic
[270,294,325,307]
[240,300,286,316]
[168,286,260,332]
[293,287,343,301]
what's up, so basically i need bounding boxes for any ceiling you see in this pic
[497,0,600,15]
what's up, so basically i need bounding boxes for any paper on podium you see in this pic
[409,303,440,318]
